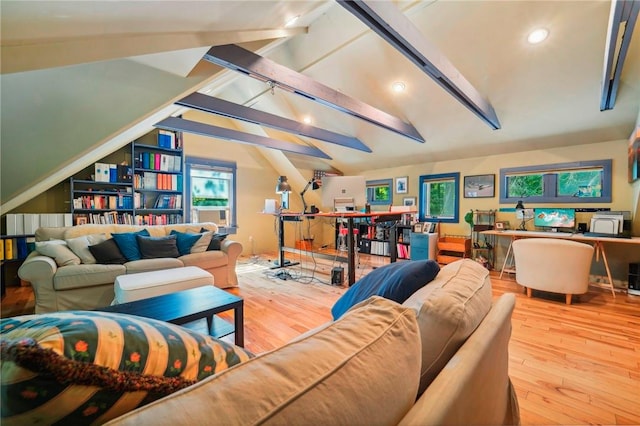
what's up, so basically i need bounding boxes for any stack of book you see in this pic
[134,213,183,226]
[135,152,182,172]
[134,172,183,191]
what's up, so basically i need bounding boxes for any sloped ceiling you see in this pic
[1,0,639,213]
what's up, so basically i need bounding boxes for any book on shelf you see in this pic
[5,213,72,234]
[153,194,182,209]
[1,238,25,260]
[4,239,13,260]
[117,164,133,182]
[23,213,40,234]
[94,163,111,182]
[142,152,151,169]
[134,213,183,226]
[396,243,410,259]
[109,164,117,183]
[79,212,133,225]
[26,237,36,254]
[134,172,183,191]
[158,130,176,149]
[137,152,180,172]
[5,213,24,235]
[17,238,28,259]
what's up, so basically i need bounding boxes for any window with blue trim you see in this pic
[418,172,460,223]
[186,157,237,232]
[499,160,612,204]
[366,179,392,205]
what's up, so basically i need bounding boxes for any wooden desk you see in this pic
[482,230,640,297]
[278,211,411,285]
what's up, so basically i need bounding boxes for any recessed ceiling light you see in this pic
[527,28,549,44]
[285,15,300,28]
[303,116,312,124]
[392,81,406,93]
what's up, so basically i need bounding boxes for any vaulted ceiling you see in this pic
[2,0,639,213]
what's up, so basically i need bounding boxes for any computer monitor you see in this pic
[533,208,576,230]
[321,176,367,211]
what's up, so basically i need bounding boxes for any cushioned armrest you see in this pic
[18,253,57,281]
[398,293,519,426]
[220,239,243,286]
[220,239,242,258]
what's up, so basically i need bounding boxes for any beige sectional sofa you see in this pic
[3,259,519,425]
[107,259,520,426]
[17,222,242,313]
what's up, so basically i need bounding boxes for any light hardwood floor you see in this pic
[2,252,639,425]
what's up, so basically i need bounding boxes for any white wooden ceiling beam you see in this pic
[1,27,306,74]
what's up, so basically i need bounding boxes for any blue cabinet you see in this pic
[410,232,437,261]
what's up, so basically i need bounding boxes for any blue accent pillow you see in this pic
[111,229,150,261]
[170,230,204,256]
[331,260,440,320]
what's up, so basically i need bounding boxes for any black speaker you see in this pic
[578,223,588,233]
[629,263,640,296]
[331,267,344,286]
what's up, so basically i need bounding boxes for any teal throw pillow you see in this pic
[331,260,440,320]
[111,229,150,261]
[170,230,204,256]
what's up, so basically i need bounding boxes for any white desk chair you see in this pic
[512,238,594,305]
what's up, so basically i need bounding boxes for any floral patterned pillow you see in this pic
[0,311,253,425]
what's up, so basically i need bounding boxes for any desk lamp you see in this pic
[276,176,291,210]
[515,200,532,231]
[301,178,320,214]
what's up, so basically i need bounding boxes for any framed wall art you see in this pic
[463,174,495,198]
[403,197,416,207]
[395,176,408,194]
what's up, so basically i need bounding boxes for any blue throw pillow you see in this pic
[170,230,203,256]
[111,229,150,261]
[331,260,440,320]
